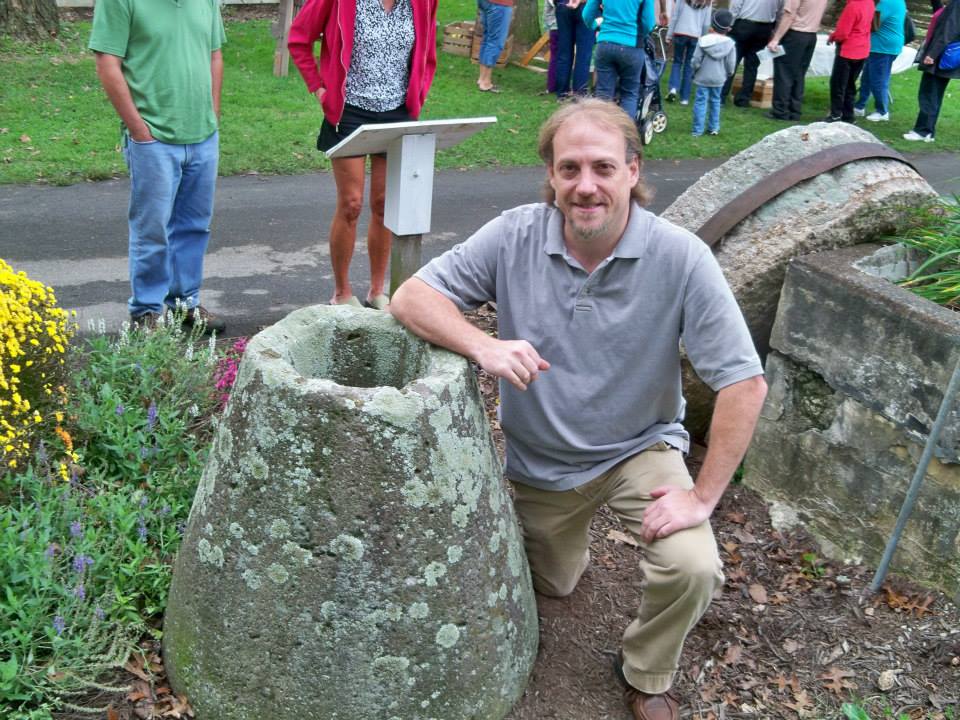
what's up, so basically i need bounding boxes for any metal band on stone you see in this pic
[695,143,920,248]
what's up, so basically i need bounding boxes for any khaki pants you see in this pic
[511,444,723,694]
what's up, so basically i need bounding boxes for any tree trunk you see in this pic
[0,0,60,41]
[512,0,542,48]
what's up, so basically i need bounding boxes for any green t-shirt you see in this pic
[89,0,226,144]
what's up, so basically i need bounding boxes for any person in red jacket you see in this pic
[825,0,875,122]
[288,0,438,309]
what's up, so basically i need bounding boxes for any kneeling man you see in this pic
[391,98,767,720]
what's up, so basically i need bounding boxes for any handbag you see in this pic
[940,40,960,71]
[903,14,916,45]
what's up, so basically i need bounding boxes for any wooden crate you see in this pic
[470,12,514,67]
[732,76,773,109]
[442,21,474,57]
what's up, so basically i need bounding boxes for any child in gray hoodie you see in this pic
[691,9,737,135]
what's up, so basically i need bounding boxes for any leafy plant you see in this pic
[0,316,221,717]
[894,199,960,308]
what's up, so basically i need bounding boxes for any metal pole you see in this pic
[870,350,960,592]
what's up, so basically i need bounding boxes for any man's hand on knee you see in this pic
[474,339,550,392]
[640,485,713,543]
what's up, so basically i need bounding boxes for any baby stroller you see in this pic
[636,26,669,145]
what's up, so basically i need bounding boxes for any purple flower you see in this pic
[94,605,105,621]
[70,466,79,487]
[74,584,85,600]
[139,495,148,509]
[137,519,147,541]
[176,522,186,537]
[115,404,124,416]
[53,615,65,635]
[45,544,58,559]
[72,554,93,573]
[36,440,48,464]
[69,520,82,538]
[139,446,149,459]
[160,505,171,516]
[147,401,158,431]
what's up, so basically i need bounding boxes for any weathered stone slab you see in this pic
[744,247,960,598]
[662,123,936,437]
[163,305,538,720]
[771,245,960,460]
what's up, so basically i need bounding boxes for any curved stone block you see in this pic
[662,122,937,437]
[163,305,538,720]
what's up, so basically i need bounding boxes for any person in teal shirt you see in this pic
[854,0,907,120]
[89,0,227,334]
[584,0,658,118]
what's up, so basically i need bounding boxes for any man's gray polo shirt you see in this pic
[416,202,763,492]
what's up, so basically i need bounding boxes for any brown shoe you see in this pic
[182,305,226,335]
[130,311,160,330]
[625,688,680,720]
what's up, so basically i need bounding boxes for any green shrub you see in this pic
[0,318,221,718]
[895,199,960,308]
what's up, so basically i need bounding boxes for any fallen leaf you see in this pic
[769,592,790,605]
[19,134,31,143]
[783,638,800,654]
[819,666,857,696]
[749,583,768,604]
[106,706,120,720]
[722,643,743,665]
[725,511,747,524]
[733,526,758,544]
[607,529,638,547]
[721,541,739,554]
[783,689,815,717]
[125,655,152,681]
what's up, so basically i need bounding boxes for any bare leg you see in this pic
[329,156,367,304]
[478,64,495,91]
[366,154,391,301]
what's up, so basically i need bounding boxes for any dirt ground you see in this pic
[79,306,959,720]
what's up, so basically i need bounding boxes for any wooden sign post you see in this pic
[326,117,497,293]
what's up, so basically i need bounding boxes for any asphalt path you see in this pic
[1,154,957,338]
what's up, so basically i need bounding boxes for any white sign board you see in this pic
[326,117,497,237]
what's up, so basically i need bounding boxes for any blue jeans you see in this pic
[555,1,595,96]
[667,35,698,103]
[122,131,219,317]
[595,42,646,120]
[691,85,722,134]
[477,0,513,67]
[854,52,896,114]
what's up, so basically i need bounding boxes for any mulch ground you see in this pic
[62,305,959,720]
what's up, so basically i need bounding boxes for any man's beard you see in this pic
[568,214,612,242]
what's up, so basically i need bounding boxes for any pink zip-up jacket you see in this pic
[288,0,438,127]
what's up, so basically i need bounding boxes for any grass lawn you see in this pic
[0,3,955,186]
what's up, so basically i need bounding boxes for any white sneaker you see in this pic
[902,130,934,143]
[866,112,889,122]
[853,107,866,117]
[680,99,689,106]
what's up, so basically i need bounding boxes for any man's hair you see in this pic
[537,98,653,206]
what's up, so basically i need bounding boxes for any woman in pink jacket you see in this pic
[825,0,875,122]
[289,0,437,308]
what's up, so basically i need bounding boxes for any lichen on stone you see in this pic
[424,561,447,587]
[447,546,463,564]
[330,534,365,562]
[435,623,461,648]
[229,522,245,539]
[268,518,291,540]
[197,538,224,568]
[408,602,429,619]
[242,569,262,590]
[266,563,289,585]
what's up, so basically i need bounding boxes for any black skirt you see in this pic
[317,102,412,154]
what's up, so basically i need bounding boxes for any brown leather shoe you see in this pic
[181,305,226,335]
[625,688,680,720]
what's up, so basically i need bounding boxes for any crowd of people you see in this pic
[532,0,959,140]
[85,0,953,718]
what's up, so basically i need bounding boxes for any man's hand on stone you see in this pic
[640,485,712,543]
[475,339,550,392]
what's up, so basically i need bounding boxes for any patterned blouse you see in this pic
[345,0,415,112]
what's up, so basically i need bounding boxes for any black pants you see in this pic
[913,72,951,137]
[828,53,865,121]
[771,29,817,119]
[722,19,775,103]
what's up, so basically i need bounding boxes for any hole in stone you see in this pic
[288,319,430,390]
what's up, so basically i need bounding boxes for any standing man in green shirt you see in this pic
[90,0,227,334]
